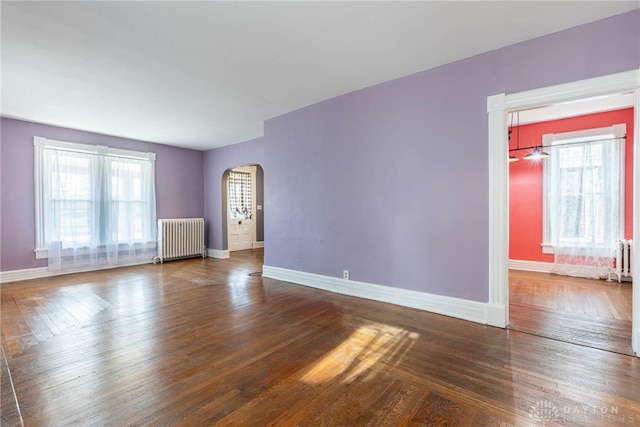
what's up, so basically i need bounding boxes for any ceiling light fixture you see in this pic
[523,146,550,160]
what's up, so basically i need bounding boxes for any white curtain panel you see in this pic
[43,148,156,271]
[548,135,622,279]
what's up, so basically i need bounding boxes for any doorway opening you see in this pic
[487,69,640,356]
[507,99,634,355]
[222,164,264,257]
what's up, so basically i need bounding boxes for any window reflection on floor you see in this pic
[301,322,418,384]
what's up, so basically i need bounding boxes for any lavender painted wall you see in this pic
[0,118,204,271]
[203,138,264,251]
[264,10,640,302]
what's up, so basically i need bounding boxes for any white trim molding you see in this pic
[252,241,264,249]
[508,260,553,273]
[0,260,152,284]
[633,79,640,355]
[488,68,640,355]
[503,70,640,111]
[262,265,494,326]
[0,267,50,283]
[487,92,509,328]
[208,248,230,259]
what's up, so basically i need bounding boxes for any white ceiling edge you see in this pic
[517,92,636,126]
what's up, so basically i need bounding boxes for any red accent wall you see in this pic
[509,108,635,262]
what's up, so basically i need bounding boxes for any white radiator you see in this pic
[155,218,206,263]
[615,239,633,283]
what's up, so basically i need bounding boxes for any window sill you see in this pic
[541,243,616,257]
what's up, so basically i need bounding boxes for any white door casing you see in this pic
[487,68,640,356]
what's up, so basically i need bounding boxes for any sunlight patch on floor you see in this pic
[300,322,418,385]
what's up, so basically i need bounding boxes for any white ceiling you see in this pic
[518,92,636,125]
[2,1,638,151]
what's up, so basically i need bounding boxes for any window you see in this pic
[48,151,94,246]
[34,137,156,269]
[228,170,252,220]
[107,157,154,242]
[542,124,626,253]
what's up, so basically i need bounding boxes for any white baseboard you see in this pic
[0,260,152,284]
[208,248,230,259]
[486,303,507,328]
[262,265,495,326]
[252,241,264,249]
[0,267,50,283]
[509,259,553,273]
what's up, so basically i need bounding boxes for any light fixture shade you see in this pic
[524,147,550,160]
[508,155,519,162]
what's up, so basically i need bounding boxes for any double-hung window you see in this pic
[34,137,156,270]
[542,124,626,255]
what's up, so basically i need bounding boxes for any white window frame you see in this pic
[541,124,626,254]
[34,136,156,259]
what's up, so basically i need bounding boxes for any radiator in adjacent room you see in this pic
[155,218,206,263]
[615,239,633,283]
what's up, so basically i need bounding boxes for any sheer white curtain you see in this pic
[547,133,622,279]
[104,157,156,265]
[41,145,156,271]
[228,171,252,219]
[44,149,103,270]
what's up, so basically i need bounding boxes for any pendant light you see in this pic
[523,146,550,160]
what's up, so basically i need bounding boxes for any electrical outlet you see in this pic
[343,270,349,280]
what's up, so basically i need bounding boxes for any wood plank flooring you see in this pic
[1,250,639,426]
[509,270,633,355]
[1,346,22,427]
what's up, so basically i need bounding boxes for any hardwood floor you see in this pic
[2,250,639,426]
[1,346,22,427]
[509,270,633,356]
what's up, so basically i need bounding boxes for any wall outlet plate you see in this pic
[343,270,349,280]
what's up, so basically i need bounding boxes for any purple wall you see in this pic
[203,138,264,251]
[264,10,640,302]
[0,118,204,271]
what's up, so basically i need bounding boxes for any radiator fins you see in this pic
[615,239,633,283]
[155,218,206,263]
